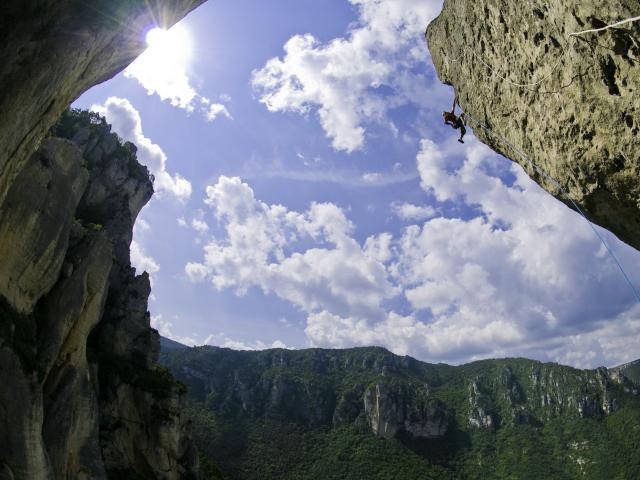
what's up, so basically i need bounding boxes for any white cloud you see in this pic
[362,172,382,183]
[205,103,232,121]
[177,214,209,233]
[91,97,192,200]
[186,142,640,367]
[305,310,524,361]
[187,176,396,321]
[125,24,197,110]
[151,315,198,347]
[131,239,159,276]
[124,25,233,123]
[392,202,437,221]
[185,262,208,282]
[251,0,442,152]
[135,218,151,233]
[203,333,287,351]
[191,219,209,232]
[130,215,160,283]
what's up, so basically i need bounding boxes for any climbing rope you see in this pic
[569,15,640,36]
[437,13,640,303]
[446,14,639,89]
[462,111,640,305]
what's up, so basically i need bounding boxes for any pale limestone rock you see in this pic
[364,381,449,439]
[0,121,199,479]
[39,232,113,480]
[0,138,88,313]
[427,0,640,249]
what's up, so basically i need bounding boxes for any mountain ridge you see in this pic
[161,343,640,479]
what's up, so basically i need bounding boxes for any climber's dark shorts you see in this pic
[453,118,466,141]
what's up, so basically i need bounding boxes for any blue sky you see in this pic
[75,0,640,368]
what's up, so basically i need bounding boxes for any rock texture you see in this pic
[0,0,205,207]
[0,138,89,313]
[427,0,640,249]
[0,112,199,479]
[363,381,449,439]
[0,1,206,478]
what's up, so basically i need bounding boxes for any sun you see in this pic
[142,24,193,69]
[125,23,196,107]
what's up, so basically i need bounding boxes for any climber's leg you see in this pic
[457,123,466,144]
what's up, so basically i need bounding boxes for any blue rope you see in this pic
[463,111,640,305]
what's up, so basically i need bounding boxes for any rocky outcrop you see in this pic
[427,0,640,250]
[0,1,206,478]
[160,346,452,440]
[164,345,640,438]
[161,346,640,479]
[0,112,198,479]
[468,380,497,429]
[363,381,449,439]
[0,138,89,313]
[464,361,630,431]
[0,0,205,207]
[612,358,640,386]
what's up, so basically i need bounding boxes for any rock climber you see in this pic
[443,96,466,143]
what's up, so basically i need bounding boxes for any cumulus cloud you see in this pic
[251,0,442,152]
[187,176,396,321]
[124,25,232,122]
[92,97,192,200]
[131,240,159,276]
[203,333,287,351]
[412,137,635,308]
[392,202,437,221]
[131,217,159,282]
[151,315,198,346]
[204,102,233,121]
[126,49,197,111]
[152,315,288,351]
[386,139,640,363]
[191,219,209,232]
[186,140,640,367]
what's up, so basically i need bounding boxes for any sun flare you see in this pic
[125,23,197,109]
[145,25,193,64]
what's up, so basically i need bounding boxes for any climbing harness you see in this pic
[463,111,640,305]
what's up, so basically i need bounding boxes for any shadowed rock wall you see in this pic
[0,113,199,479]
[0,1,206,478]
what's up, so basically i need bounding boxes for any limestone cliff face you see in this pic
[427,1,640,250]
[363,381,449,439]
[162,346,640,443]
[161,346,455,440]
[163,347,640,480]
[0,112,199,479]
[0,2,205,478]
